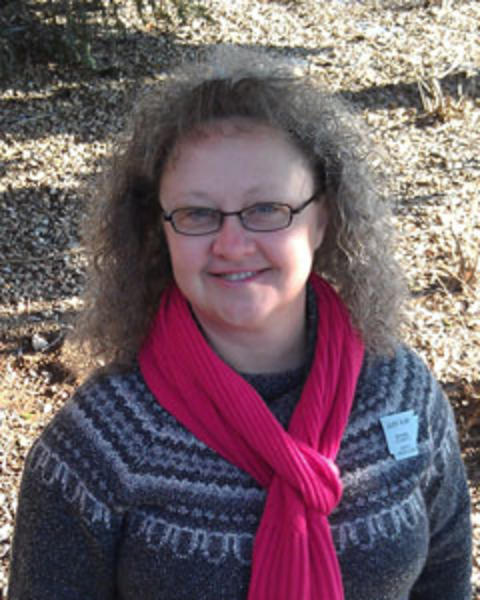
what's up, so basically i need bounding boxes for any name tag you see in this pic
[380,410,419,460]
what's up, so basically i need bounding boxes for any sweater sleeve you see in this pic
[410,378,472,600]
[7,438,123,600]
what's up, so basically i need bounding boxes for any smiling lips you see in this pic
[211,269,268,281]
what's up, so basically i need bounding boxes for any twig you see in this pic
[396,193,447,206]
[451,228,479,287]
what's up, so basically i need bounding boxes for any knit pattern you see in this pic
[8,346,472,600]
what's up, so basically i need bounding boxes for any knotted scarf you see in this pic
[139,273,364,599]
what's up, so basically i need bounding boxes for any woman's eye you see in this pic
[249,203,280,216]
[183,208,215,222]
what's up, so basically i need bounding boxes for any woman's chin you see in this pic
[195,304,274,335]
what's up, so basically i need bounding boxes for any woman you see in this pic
[8,48,472,599]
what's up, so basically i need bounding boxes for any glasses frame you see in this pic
[161,193,318,236]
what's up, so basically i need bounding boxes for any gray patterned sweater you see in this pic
[8,345,472,600]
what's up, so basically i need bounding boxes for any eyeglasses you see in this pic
[161,193,318,236]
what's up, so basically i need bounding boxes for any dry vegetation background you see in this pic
[0,0,479,596]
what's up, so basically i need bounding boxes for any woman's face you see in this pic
[159,121,327,339]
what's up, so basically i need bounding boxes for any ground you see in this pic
[0,0,479,597]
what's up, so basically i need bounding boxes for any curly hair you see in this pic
[72,46,407,368]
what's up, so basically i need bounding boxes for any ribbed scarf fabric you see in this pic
[139,274,364,599]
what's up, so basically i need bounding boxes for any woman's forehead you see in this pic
[159,123,315,210]
[165,117,308,169]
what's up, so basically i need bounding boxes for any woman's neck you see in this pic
[193,307,308,375]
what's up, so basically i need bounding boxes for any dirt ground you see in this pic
[1,0,479,597]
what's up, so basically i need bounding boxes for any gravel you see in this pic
[1,0,479,596]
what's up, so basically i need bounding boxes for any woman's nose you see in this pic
[211,215,256,259]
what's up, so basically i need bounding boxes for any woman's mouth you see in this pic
[217,271,257,281]
[211,269,268,282]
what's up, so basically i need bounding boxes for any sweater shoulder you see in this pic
[23,367,172,508]
[334,345,468,556]
[24,366,250,512]
[354,344,443,416]
[39,366,159,451]
[344,343,460,472]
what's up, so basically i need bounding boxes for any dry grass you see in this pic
[0,0,479,595]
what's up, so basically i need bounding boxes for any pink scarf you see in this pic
[139,274,364,599]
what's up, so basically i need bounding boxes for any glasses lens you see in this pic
[172,207,220,234]
[242,203,291,231]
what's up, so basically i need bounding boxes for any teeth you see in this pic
[219,271,256,281]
